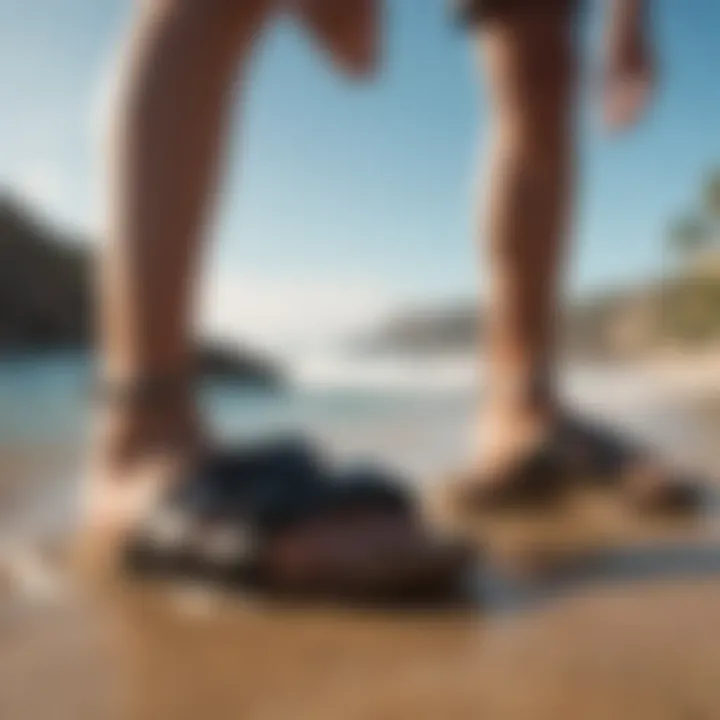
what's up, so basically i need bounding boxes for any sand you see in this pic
[3,392,720,720]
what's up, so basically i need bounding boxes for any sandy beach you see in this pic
[2,359,720,720]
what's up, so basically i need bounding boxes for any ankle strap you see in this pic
[94,375,195,408]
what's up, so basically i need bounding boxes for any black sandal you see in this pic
[125,437,470,598]
[98,377,470,599]
[559,417,703,514]
[446,439,571,513]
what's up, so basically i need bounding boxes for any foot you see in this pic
[447,407,570,511]
[85,385,204,543]
[445,406,703,515]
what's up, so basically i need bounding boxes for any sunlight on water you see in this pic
[0,350,699,447]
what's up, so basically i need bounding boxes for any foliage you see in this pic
[668,168,720,259]
[663,168,720,345]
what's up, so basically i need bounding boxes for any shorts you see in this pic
[452,0,580,27]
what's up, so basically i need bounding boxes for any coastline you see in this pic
[635,345,720,399]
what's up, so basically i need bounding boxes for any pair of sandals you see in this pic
[449,417,703,514]
[114,379,701,603]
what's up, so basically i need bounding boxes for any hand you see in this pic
[602,28,657,131]
[296,0,381,79]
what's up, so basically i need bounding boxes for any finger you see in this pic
[296,0,381,78]
[603,76,653,131]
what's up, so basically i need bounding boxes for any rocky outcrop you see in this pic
[0,195,90,350]
[361,279,720,362]
[0,194,283,388]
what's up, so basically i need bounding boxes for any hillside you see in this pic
[0,195,283,388]
[361,275,720,361]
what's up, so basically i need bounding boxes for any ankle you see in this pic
[483,401,555,428]
[96,404,201,466]
[485,359,558,420]
[478,397,559,460]
[93,375,202,465]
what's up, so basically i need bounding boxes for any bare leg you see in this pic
[450,1,699,513]
[92,0,271,528]
[475,2,577,482]
[101,0,270,389]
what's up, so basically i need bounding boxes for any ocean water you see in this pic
[0,351,696,445]
[0,353,696,445]
[0,352,475,460]
[0,353,476,536]
[1,349,710,492]
[0,350,684,442]
[0,351,717,542]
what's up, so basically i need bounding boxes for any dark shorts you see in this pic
[452,0,580,27]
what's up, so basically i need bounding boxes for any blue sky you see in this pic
[1,0,719,347]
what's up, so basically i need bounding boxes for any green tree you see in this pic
[701,169,720,247]
[702,169,720,219]
[662,167,720,346]
[668,214,708,260]
[667,167,720,260]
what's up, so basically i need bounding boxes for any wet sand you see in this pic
[3,397,720,720]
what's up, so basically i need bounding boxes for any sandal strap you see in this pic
[94,374,195,408]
